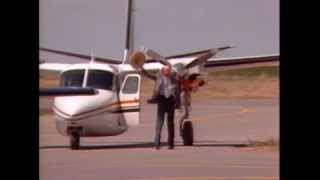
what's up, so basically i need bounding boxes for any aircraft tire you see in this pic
[182,121,194,146]
[70,131,80,150]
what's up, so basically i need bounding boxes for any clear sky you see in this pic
[40,0,279,60]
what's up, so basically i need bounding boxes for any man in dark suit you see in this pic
[142,65,180,150]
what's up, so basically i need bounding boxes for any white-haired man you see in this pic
[142,65,180,150]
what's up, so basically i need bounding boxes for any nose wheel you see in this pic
[70,130,80,150]
[181,121,194,146]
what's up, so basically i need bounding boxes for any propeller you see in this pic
[128,46,170,70]
[142,47,170,66]
[129,50,146,69]
[140,47,188,76]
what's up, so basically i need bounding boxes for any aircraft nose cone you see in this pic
[58,103,86,116]
[54,98,94,117]
[53,90,114,117]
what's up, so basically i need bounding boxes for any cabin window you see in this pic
[61,69,114,90]
[122,76,139,94]
[60,70,84,87]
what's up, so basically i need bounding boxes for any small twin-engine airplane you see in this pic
[39,0,278,149]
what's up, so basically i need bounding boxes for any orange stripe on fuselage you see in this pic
[53,99,140,118]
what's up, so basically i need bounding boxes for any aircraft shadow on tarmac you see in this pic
[39,141,249,150]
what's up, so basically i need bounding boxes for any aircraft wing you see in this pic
[133,46,223,72]
[142,47,218,70]
[40,46,278,74]
[40,63,72,72]
[40,47,121,64]
[39,47,122,73]
[140,46,278,73]
[202,54,279,72]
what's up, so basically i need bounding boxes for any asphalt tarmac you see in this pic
[39,98,279,180]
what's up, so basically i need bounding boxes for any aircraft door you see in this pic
[119,74,141,126]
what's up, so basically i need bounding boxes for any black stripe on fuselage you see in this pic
[112,108,140,113]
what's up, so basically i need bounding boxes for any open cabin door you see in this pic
[119,74,141,126]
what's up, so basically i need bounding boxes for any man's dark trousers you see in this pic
[154,95,175,148]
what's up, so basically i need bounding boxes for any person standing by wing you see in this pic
[142,65,180,150]
[133,45,233,148]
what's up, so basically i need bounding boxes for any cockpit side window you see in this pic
[87,70,114,90]
[122,76,139,94]
[61,69,114,90]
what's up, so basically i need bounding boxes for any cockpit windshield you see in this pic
[61,69,114,90]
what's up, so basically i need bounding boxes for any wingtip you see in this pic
[216,44,236,51]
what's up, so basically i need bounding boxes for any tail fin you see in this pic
[122,0,133,64]
[82,49,95,87]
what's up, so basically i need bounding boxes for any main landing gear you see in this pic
[181,121,194,146]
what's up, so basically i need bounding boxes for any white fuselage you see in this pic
[52,63,140,137]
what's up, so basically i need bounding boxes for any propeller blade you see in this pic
[142,48,170,66]
[129,51,146,69]
[185,51,216,69]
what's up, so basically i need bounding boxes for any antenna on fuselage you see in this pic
[122,0,133,64]
[82,48,95,87]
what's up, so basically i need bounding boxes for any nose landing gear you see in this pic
[68,127,82,150]
[70,131,80,150]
